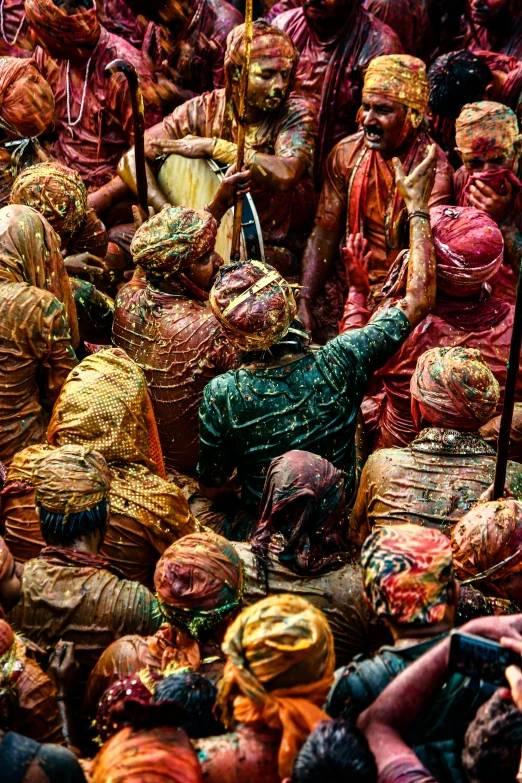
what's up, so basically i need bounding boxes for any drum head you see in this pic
[157,154,264,263]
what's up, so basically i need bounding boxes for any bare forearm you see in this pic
[300,225,342,301]
[399,214,436,327]
[250,154,305,191]
[501,220,522,277]
[87,176,130,215]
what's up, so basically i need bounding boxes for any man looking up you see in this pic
[298,54,451,342]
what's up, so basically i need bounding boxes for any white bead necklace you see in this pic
[66,56,92,129]
[0,0,25,46]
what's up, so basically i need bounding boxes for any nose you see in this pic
[273,72,284,91]
[363,107,378,125]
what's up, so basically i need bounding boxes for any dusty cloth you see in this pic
[32,444,110,517]
[95,674,155,742]
[216,594,335,778]
[462,6,522,58]
[410,347,500,432]
[273,4,402,188]
[225,19,297,67]
[0,731,85,782]
[96,0,146,48]
[364,0,430,58]
[131,207,218,274]
[0,618,12,652]
[0,205,78,465]
[451,499,522,596]
[236,542,390,669]
[350,428,522,543]
[480,403,522,461]
[0,0,34,57]
[361,523,453,624]
[476,50,522,109]
[251,450,348,576]
[363,53,429,114]
[8,545,161,687]
[0,56,53,139]
[112,277,236,476]
[160,86,316,255]
[142,0,242,100]
[10,161,87,238]
[193,725,281,783]
[312,130,452,335]
[154,532,243,641]
[90,725,202,783]
[0,536,9,579]
[25,0,100,57]
[209,261,297,352]
[455,100,521,159]
[33,26,159,188]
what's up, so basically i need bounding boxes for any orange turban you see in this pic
[0,618,14,656]
[363,54,430,115]
[0,57,54,139]
[216,594,335,779]
[452,499,522,596]
[225,20,297,70]
[0,537,10,581]
[25,0,100,56]
[411,347,500,432]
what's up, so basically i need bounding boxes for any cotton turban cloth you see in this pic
[32,444,110,519]
[225,19,297,71]
[456,100,522,159]
[430,205,504,297]
[361,524,454,625]
[130,207,218,275]
[154,532,243,640]
[0,536,10,581]
[216,594,335,779]
[10,161,88,237]
[0,57,54,139]
[0,619,14,657]
[25,0,100,58]
[410,346,500,432]
[362,54,430,115]
[452,499,522,597]
[210,260,296,351]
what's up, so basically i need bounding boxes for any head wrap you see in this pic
[91,726,203,783]
[225,20,297,71]
[210,260,296,351]
[410,346,500,432]
[154,532,242,641]
[0,57,54,139]
[0,619,13,657]
[32,444,110,519]
[362,54,430,115]
[452,499,522,597]
[130,207,218,275]
[252,450,348,577]
[430,205,504,297]
[0,204,79,347]
[217,595,335,778]
[0,537,10,582]
[96,675,155,742]
[25,0,101,58]
[361,524,454,625]
[456,101,522,159]
[10,161,88,238]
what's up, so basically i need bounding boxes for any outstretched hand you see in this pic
[343,233,372,296]
[47,641,79,697]
[393,143,437,214]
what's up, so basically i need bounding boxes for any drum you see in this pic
[157,154,265,263]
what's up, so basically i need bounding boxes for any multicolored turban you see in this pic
[0,57,54,139]
[363,54,430,116]
[456,101,522,159]
[10,161,88,238]
[225,20,297,71]
[430,205,504,297]
[0,537,10,582]
[96,675,155,743]
[452,499,522,597]
[410,346,500,432]
[130,207,218,275]
[32,445,110,519]
[361,524,454,625]
[91,726,203,783]
[25,0,100,58]
[217,594,335,779]
[209,260,296,351]
[154,532,243,641]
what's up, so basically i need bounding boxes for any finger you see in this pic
[474,180,496,197]
[225,163,237,176]
[411,144,437,179]
[506,665,522,708]
[501,637,522,654]
[505,179,513,196]
[392,157,405,184]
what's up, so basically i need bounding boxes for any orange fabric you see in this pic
[143,390,167,481]
[217,595,334,779]
[25,0,100,57]
[0,536,10,580]
[0,57,54,139]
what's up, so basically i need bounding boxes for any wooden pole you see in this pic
[230,0,253,262]
[493,260,522,498]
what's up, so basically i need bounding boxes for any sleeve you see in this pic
[162,94,206,140]
[16,658,65,745]
[210,327,238,373]
[110,577,163,639]
[274,97,317,170]
[378,758,438,783]
[195,380,236,487]
[39,299,78,405]
[314,141,350,232]
[321,307,411,401]
[349,459,371,547]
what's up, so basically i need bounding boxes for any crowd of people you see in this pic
[1,0,522,780]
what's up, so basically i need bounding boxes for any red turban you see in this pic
[25,0,100,57]
[0,57,54,139]
[0,619,14,656]
[430,205,504,297]
[96,675,155,742]
[411,346,500,432]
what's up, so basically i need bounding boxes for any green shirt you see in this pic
[196,307,410,515]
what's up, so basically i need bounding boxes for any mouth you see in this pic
[364,126,383,145]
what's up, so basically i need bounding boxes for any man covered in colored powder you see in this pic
[462,0,522,58]
[453,101,522,303]
[298,54,452,342]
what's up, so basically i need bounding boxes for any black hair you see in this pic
[291,719,377,783]
[38,498,109,547]
[462,690,522,782]
[153,672,222,739]
[428,51,492,118]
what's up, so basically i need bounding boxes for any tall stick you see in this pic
[493,260,522,498]
[230,0,253,262]
[105,59,148,214]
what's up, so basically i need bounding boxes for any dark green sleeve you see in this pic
[195,380,236,488]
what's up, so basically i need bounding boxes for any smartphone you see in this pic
[448,630,521,687]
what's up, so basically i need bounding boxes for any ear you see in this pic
[454,147,463,161]
[484,81,494,98]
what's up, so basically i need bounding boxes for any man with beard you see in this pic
[462,0,522,58]
[297,54,452,342]
[116,21,316,276]
[272,0,402,190]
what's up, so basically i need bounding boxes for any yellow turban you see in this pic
[363,54,429,114]
[455,100,521,158]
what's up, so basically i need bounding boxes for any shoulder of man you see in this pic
[271,6,305,34]
[360,6,404,59]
